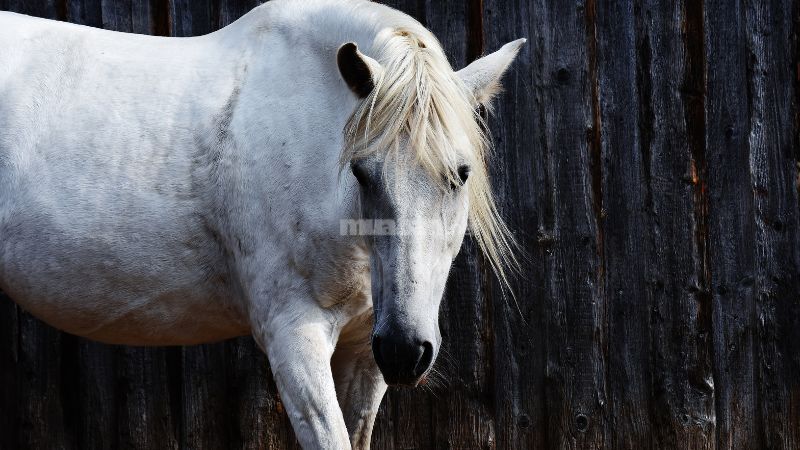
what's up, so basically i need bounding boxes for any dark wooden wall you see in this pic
[1,0,799,448]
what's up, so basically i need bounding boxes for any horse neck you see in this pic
[202,2,386,243]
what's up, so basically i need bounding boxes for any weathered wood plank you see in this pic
[479,1,547,448]
[789,0,800,444]
[100,0,155,34]
[368,388,395,450]
[82,4,181,449]
[2,0,60,18]
[219,0,260,28]
[114,347,179,449]
[15,311,72,450]
[745,0,800,448]
[638,0,716,447]
[594,0,655,447]
[704,0,760,447]
[0,295,20,450]
[484,0,607,448]
[66,0,103,26]
[169,0,216,37]
[74,341,119,449]
[180,345,229,448]
[67,0,163,35]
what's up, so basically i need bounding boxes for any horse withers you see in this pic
[0,1,523,448]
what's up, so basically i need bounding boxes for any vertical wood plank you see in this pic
[60,3,130,448]
[130,0,156,34]
[704,0,760,448]
[74,341,119,449]
[2,0,59,18]
[745,0,800,448]
[0,295,20,450]
[66,0,103,26]
[638,0,716,447]
[791,2,800,446]
[94,4,180,449]
[594,0,655,447]
[480,0,548,448]
[99,0,130,31]
[180,345,229,449]
[16,311,71,450]
[484,0,606,448]
[169,0,216,37]
[218,0,260,28]
[115,347,179,450]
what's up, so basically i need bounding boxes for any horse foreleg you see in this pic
[331,314,387,450]
[254,305,351,450]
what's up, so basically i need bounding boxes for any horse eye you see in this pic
[449,165,471,190]
[351,163,370,186]
[458,165,471,183]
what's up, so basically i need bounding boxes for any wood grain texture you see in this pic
[638,1,716,448]
[594,0,652,447]
[486,0,610,448]
[704,0,760,447]
[744,0,800,448]
[480,0,548,448]
[2,0,800,448]
[169,0,215,37]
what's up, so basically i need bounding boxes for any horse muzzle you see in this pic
[372,328,435,386]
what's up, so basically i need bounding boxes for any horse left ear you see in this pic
[337,42,382,98]
[457,38,527,107]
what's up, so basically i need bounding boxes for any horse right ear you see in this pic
[457,38,526,107]
[337,42,382,98]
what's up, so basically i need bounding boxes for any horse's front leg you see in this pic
[331,312,387,450]
[253,302,351,450]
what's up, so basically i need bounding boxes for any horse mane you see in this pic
[339,24,519,289]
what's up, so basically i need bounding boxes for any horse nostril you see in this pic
[372,332,435,385]
[413,341,434,378]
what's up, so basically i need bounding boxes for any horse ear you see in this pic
[457,38,526,106]
[337,42,382,98]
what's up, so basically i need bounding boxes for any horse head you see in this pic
[337,33,525,386]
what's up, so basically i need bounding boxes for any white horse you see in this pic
[0,0,523,448]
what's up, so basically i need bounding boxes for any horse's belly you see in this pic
[7,286,250,346]
[1,248,251,345]
[0,201,250,346]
